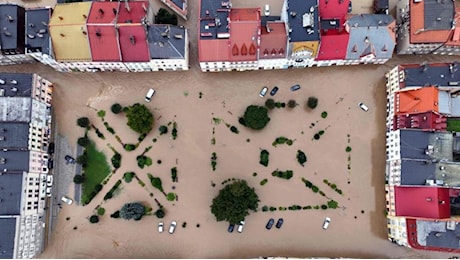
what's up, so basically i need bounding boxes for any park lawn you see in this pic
[447,118,460,132]
[82,142,111,199]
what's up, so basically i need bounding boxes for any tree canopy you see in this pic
[155,8,178,25]
[120,202,145,221]
[242,105,270,130]
[125,103,154,134]
[77,117,90,128]
[210,179,259,224]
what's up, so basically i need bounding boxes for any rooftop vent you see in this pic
[98,8,104,15]
[11,87,17,92]
[2,30,11,37]
[41,21,48,26]
[28,23,35,28]
[425,145,434,155]
[174,34,183,39]
[60,33,65,37]
[38,29,47,34]
[6,15,14,22]
[37,33,44,38]
[96,30,101,37]
[0,136,5,141]
[0,79,5,85]
[290,11,297,17]
[129,35,136,45]
[27,34,35,39]
[82,14,87,19]
[364,36,369,43]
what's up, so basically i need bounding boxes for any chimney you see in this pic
[130,35,136,45]
[99,8,104,15]
[96,30,101,37]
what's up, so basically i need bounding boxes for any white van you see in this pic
[264,4,270,16]
[145,88,155,102]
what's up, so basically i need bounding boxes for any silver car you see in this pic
[169,221,177,234]
[323,217,331,230]
[358,102,369,112]
[237,220,245,233]
[259,87,268,97]
[158,222,164,233]
[61,195,73,205]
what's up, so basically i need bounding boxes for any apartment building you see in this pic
[0,73,53,259]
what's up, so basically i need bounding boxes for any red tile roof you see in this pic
[118,25,149,62]
[316,33,349,60]
[87,2,119,24]
[319,0,349,25]
[395,86,439,115]
[87,25,121,61]
[228,8,260,62]
[393,111,447,131]
[198,39,229,62]
[259,21,287,59]
[395,186,451,219]
[117,1,148,24]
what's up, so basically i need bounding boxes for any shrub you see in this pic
[77,117,90,128]
[262,205,268,212]
[327,200,338,209]
[331,184,337,189]
[125,103,154,134]
[97,207,106,216]
[171,167,178,182]
[321,204,328,210]
[321,111,328,118]
[104,180,122,200]
[89,215,99,223]
[319,191,326,197]
[287,100,297,108]
[73,174,85,184]
[155,208,165,218]
[123,172,134,183]
[304,180,313,188]
[296,150,307,166]
[243,105,270,130]
[252,172,257,177]
[110,211,120,218]
[159,125,168,135]
[314,134,320,140]
[123,144,136,151]
[171,122,178,140]
[311,186,319,193]
[166,192,176,201]
[95,184,103,192]
[346,146,352,152]
[97,110,106,118]
[265,98,276,109]
[111,103,123,114]
[77,154,88,166]
[260,178,268,186]
[230,126,239,134]
[259,149,269,167]
[271,170,293,180]
[111,153,121,169]
[269,207,277,212]
[307,97,318,109]
[313,205,320,210]
[238,117,246,126]
[77,137,90,147]
[148,174,164,193]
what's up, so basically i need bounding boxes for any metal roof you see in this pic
[0,150,30,173]
[0,73,32,98]
[0,173,23,215]
[0,217,18,259]
[0,123,29,149]
[403,63,460,87]
[199,0,231,40]
[424,0,454,30]
[400,129,453,161]
[25,8,51,55]
[0,4,25,52]
[400,159,437,185]
[147,25,186,59]
[0,98,32,123]
[286,0,320,42]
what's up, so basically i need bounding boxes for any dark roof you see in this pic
[199,0,230,39]
[403,63,460,87]
[374,0,389,10]
[0,173,23,215]
[425,221,460,249]
[424,0,454,31]
[400,129,453,161]
[0,73,32,97]
[147,25,186,59]
[286,0,320,42]
[0,123,29,149]
[400,159,437,185]
[0,4,25,52]
[320,19,340,30]
[0,150,30,173]
[25,8,51,55]
[261,16,281,26]
[0,217,17,259]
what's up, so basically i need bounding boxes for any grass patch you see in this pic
[447,118,460,132]
[82,142,111,200]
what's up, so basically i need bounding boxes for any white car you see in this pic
[169,221,177,234]
[46,175,53,187]
[145,88,155,102]
[61,195,73,205]
[358,102,369,112]
[323,217,331,230]
[264,4,270,16]
[237,220,245,233]
[46,187,52,197]
[158,222,164,233]
[259,87,268,97]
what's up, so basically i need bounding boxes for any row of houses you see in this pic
[0,73,54,259]
[385,63,460,253]
[0,1,189,72]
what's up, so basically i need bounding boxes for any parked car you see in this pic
[47,142,55,155]
[276,218,284,229]
[145,88,155,102]
[158,222,164,233]
[358,102,369,112]
[290,84,301,92]
[270,86,279,96]
[228,223,235,233]
[264,4,270,16]
[259,86,268,97]
[169,221,177,234]
[323,217,331,230]
[348,1,352,13]
[46,175,53,186]
[265,218,275,230]
[61,195,73,205]
[237,220,245,233]
[47,159,53,170]
[46,187,52,197]
[65,155,75,164]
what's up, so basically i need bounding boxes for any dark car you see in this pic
[48,142,55,155]
[276,218,284,229]
[266,218,275,230]
[47,159,54,169]
[290,84,301,92]
[270,86,279,96]
[228,223,235,233]
[65,155,75,164]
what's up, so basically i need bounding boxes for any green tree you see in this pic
[77,136,90,147]
[77,117,90,128]
[307,97,318,109]
[97,110,106,118]
[210,179,259,224]
[97,207,105,216]
[89,215,99,223]
[327,200,338,209]
[110,210,120,218]
[148,174,166,195]
[296,150,307,166]
[159,125,168,135]
[111,103,123,114]
[73,174,85,184]
[155,8,178,25]
[166,192,176,201]
[155,208,165,218]
[120,202,146,221]
[243,105,270,130]
[265,99,276,110]
[125,103,154,134]
[77,154,88,166]
[287,100,297,108]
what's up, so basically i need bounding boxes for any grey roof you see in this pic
[374,0,389,10]
[286,0,320,42]
[400,129,453,161]
[0,4,25,52]
[424,0,454,31]
[0,217,17,259]
[0,73,32,97]
[400,159,437,185]
[0,150,30,173]
[0,123,29,149]
[25,8,51,55]
[0,173,23,215]
[261,16,281,26]
[0,98,32,122]
[403,62,460,87]
[199,0,230,40]
[345,14,395,60]
[320,19,340,30]
[147,25,186,59]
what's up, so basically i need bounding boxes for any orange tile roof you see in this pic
[228,8,259,62]
[198,39,229,62]
[410,0,452,43]
[395,86,439,115]
[260,21,287,59]
[445,7,460,46]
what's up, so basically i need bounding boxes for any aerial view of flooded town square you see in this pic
[1,0,460,258]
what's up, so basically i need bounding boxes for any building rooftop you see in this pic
[25,8,51,55]
[0,150,30,173]
[87,2,119,24]
[260,21,287,59]
[49,2,91,25]
[286,0,320,42]
[228,8,259,62]
[0,173,23,215]
[117,1,148,24]
[0,98,32,123]
[0,217,17,259]
[0,4,25,52]
[395,186,450,219]
[393,111,446,131]
[399,129,453,161]
[316,33,349,60]
[199,0,230,40]
[118,25,150,62]
[0,123,29,149]
[87,25,121,61]
[395,86,439,115]
[400,159,437,185]
[147,25,186,59]
[0,73,32,97]
[318,0,349,24]
[402,63,460,87]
